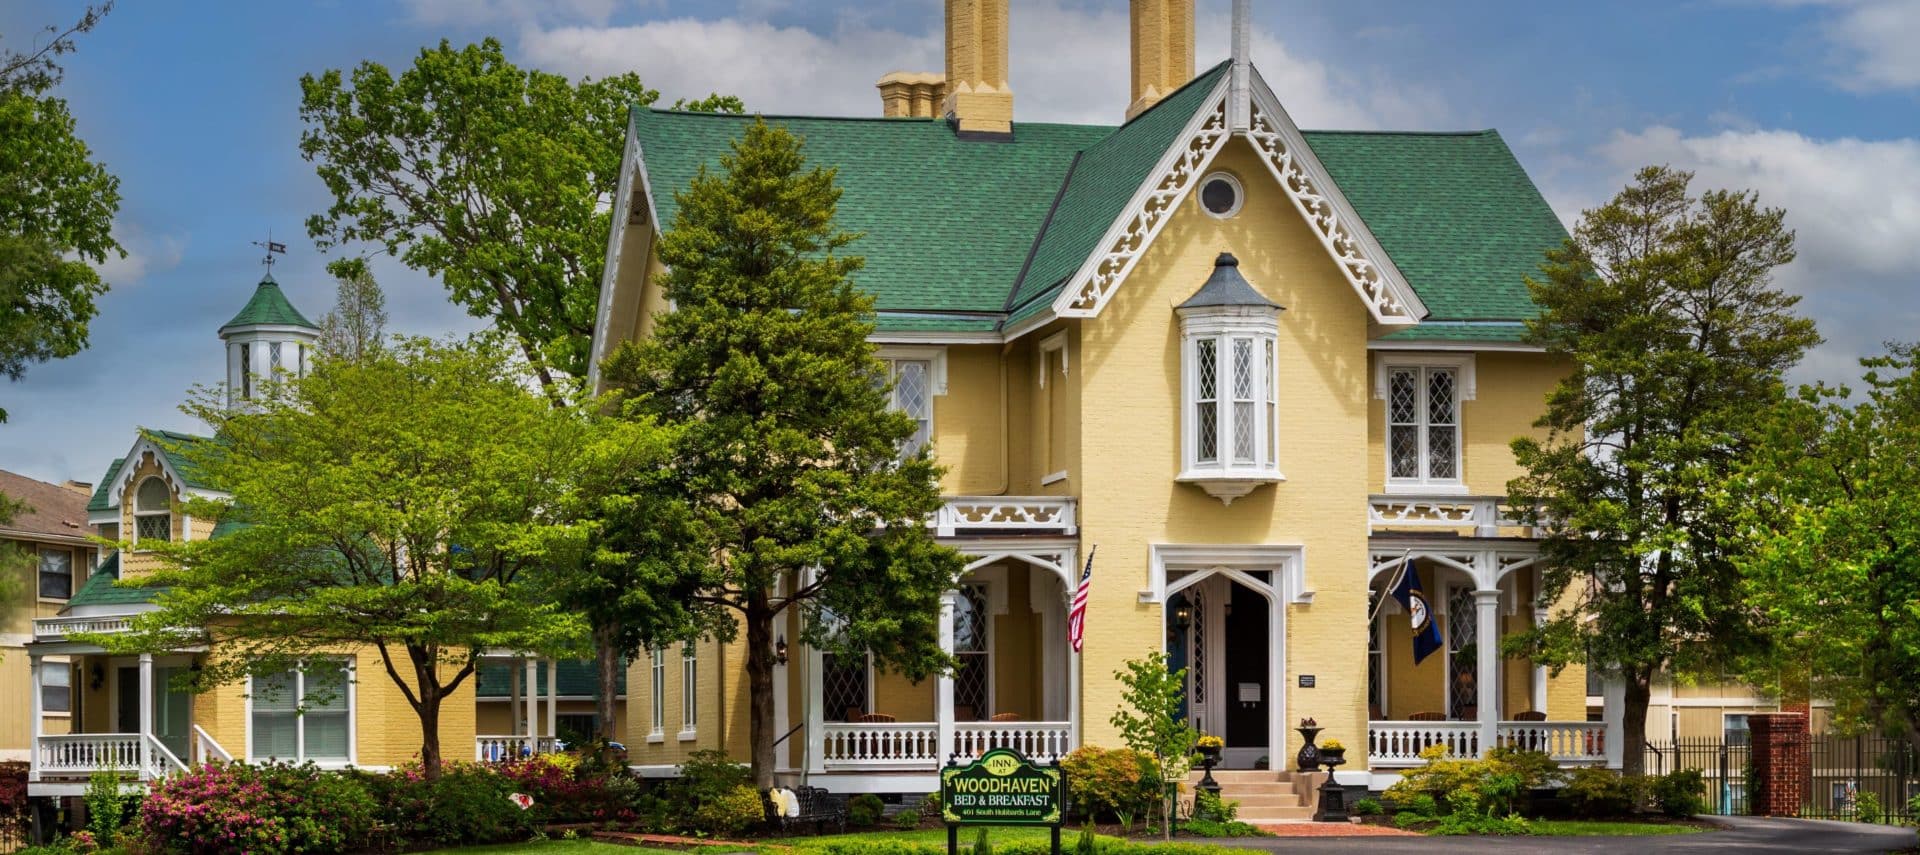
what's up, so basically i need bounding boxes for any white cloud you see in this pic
[400,0,626,28]
[96,222,186,288]
[514,1,1439,129]
[1766,0,1920,91]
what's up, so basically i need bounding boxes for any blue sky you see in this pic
[3,0,1917,485]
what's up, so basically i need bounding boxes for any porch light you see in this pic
[775,636,789,666]
[1173,601,1193,630]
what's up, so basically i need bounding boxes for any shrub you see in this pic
[1074,825,1097,855]
[1383,746,1555,818]
[84,768,130,848]
[0,761,26,827]
[137,761,379,855]
[1352,798,1383,817]
[1191,790,1236,822]
[362,762,535,847]
[1061,746,1159,825]
[491,753,638,824]
[848,793,886,827]
[1649,768,1705,818]
[691,784,762,837]
[1854,790,1883,824]
[676,749,751,806]
[1560,767,1633,818]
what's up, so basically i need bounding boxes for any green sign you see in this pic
[940,748,1065,827]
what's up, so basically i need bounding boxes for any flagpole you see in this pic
[1367,548,1415,623]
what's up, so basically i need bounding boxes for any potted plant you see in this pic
[1317,738,1347,767]
[1194,734,1224,761]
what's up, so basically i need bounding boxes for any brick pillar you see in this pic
[1747,712,1809,817]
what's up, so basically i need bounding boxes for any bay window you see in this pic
[1176,253,1284,503]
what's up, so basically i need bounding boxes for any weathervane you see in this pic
[251,232,287,272]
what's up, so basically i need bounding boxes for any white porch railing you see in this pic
[145,734,187,779]
[33,615,134,641]
[1367,495,1522,536]
[954,721,1073,763]
[820,722,940,770]
[35,734,144,779]
[933,497,1077,537]
[475,735,560,762]
[1367,721,1484,767]
[1497,721,1608,764]
[193,725,233,764]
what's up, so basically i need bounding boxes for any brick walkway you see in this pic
[589,830,762,847]
[1254,822,1421,837]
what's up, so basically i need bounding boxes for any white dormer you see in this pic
[1176,252,1285,504]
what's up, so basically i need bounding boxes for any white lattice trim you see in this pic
[1054,83,1232,316]
[1243,75,1424,324]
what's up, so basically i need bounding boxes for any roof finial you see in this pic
[1229,0,1250,132]
[251,232,287,275]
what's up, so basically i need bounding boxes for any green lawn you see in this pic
[1528,820,1705,836]
[437,841,690,854]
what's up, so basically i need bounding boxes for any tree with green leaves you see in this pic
[1505,166,1820,775]
[106,337,670,777]
[0,3,121,422]
[317,262,388,361]
[1109,653,1198,840]
[1726,344,1920,757]
[602,119,964,789]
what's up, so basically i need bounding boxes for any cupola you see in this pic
[218,273,319,409]
[1176,252,1285,504]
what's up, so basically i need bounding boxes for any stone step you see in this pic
[1222,793,1302,809]
[1207,782,1295,796]
[1193,769,1281,781]
[1234,806,1317,822]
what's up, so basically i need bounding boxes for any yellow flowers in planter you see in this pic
[1319,739,1344,751]
[1195,735,1225,750]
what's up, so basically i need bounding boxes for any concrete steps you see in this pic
[1187,769,1316,822]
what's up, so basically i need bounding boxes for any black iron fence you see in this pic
[1801,733,1919,822]
[1644,737,1750,816]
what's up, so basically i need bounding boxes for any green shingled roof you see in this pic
[625,62,1567,337]
[1377,322,1531,343]
[87,458,125,513]
[65,553,163,608]
[476,659,626,698]
[220,274,317,332]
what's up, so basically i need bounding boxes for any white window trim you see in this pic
[1177,312,1284,502]
[678,643,697,741]
[244,658,358,768]
[132,476,173,548]
[37,546,74,602]
[1197,171,1245,219]
[876,345,948,396]
[1375,352,1476,495]
[648,647,666,742]
[1036,331,1068,387]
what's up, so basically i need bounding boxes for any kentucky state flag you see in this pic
[1392,559,1445,665]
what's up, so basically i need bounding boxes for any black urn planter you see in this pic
[1195,744,1222,795]
[1314,746,1349,822]
[1295,726,1323,772]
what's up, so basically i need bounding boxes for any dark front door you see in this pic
[116,666,139,733]
[1223,583,1269,757]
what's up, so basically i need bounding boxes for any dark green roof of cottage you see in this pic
[65,553,164,608]
[86,458,125,513]
[625,60,1569,337]
[220,274,317,332]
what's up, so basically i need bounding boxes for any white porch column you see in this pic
[1602,674,1626,769]
[28,654,43,782]
[138,653,154,780]
[509,661,522,735]
[804,639,826,774]
[1473,590,1500,755]
[1531,608,1549,714]
[936,589,958,764]
[545,658,558,741]
[523,658,538,739]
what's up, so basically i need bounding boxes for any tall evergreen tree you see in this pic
[602,119,964,788]
[1507,166,1819,774]
[318,262,388,361]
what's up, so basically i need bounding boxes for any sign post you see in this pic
[940,748,1066,855]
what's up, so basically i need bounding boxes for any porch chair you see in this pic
[852,712,896,723]
[1408,711,1447,721]
[1513,710,1547,721]
[989,712,1022,722]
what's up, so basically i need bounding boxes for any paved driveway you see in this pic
[1234,817,1918,853]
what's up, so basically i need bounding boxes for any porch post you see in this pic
[805,637,826,774]
[1531,607,1549,714]
[509,658,522,735]
[1602,674,1626,769]
[28,654,43,782]
[1473,590,1500,755]
[545,658,558,743]
[936,589,957,763]
[523,658,538,740]
[138,653,154,780]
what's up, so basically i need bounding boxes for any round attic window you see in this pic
[1199,172,1243,218]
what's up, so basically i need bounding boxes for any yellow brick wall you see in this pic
[930,344,1011,495]
[625,630,736,769]
[1365,351,1566,496]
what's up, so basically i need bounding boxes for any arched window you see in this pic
[134,477,172,544]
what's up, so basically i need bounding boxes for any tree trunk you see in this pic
[746,597,777,792]
[1620,667,1652,778]
[419,687,444,780]
[595,620,621,745]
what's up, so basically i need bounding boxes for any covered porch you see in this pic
[1364,542,1619,785]
[472,653,570,761]
[24,615,222,795]
[793,527,1080,787]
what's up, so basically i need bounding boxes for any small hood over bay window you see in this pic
[1176,252,1284,504]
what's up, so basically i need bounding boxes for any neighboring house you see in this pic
[0,470,102,761]
[20,273,593,796]
[590,0,1610,801]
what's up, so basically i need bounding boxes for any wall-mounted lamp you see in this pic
[89,662,104,691]
[1172,602,1193,631]
[775,636,789,666]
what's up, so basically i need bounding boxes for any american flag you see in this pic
[1068,545,1095,652]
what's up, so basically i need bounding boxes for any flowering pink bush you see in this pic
[490,753,640,824]
[135,761,377,854]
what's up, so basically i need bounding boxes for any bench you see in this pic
[767,785,849,834]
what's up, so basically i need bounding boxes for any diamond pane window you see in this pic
[1446,587,1477,717]
[885,359,933,458]
[1385,365,1464,487]
[822,653,869,722]
[1184,333,1278,482]
[239,343,252,399]
[269,341,282,373]
[1196,339,1219,463]
[953,586,989,720]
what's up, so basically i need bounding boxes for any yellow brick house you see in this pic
[19,274,595,797]
[590,0,1617,803]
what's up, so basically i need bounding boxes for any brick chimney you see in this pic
[877,71,947,118]
[872,0,1010,134]
[1128,0,1194,119]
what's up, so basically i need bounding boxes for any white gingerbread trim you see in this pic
[1052,79,1233,317]
[587,129,647,394]
[1242,71,1425,324]
[104,434,228,510]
